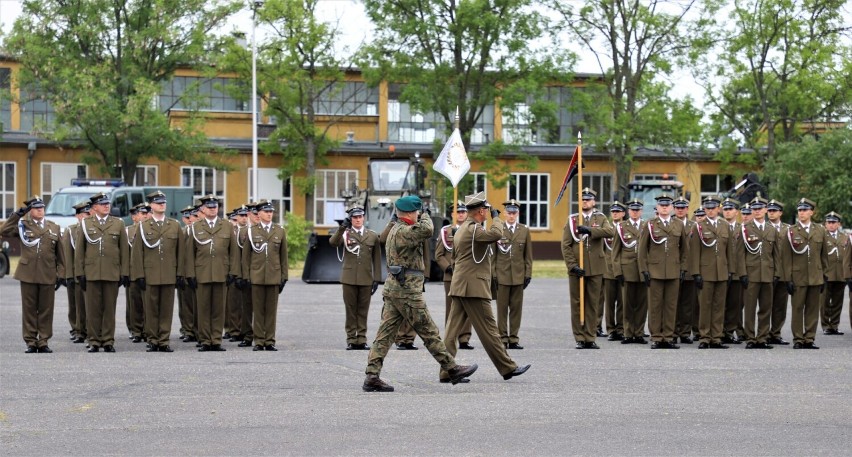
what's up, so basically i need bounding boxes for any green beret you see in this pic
[395,195,422,212]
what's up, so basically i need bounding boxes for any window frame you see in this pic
[0,162,16,219]
[314,169,358,226]
[508,172,550,229]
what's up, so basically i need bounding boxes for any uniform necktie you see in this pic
[266,225,270,233]
[38,221,43,229]
[510,226,515,234]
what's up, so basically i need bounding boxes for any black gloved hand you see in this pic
[15,205,30,217]
[445,265,453,275]
[425,207,432,216]
[120,276,130,288]
[278,280,287,294]
[371,281,379,295]
[642,271,651,287]
[390,213,399,223]
[680,270,686,285]
[54,278,66,291]
[740,275,749,289]
[523,277,531,289]
[234,278,245,290]
[490,208,501,219]
[226,274,236,286]
[570,266,585,277]
[727,273,733,287]
[576,225,592,235]
[77,276,87,291]
[176,276,185,290]
[616,275,624,286]
[787,281,795,296]
[693,274,703,290]
[187,277,197,290]
[773,276,780,288]
[342,217,352,229]
[67,277,75,286]
[847,278,852,292]
[136,278,146,291]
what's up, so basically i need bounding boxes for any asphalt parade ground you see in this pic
[1,276,850,456]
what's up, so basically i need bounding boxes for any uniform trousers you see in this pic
[178,286,196,339]
[196,282,226,346]
[85,280,119,348]
[743,281,772,343]
[791,285,821,344]
[622,281,648,339]
[444,281,471,344]
[225,283,242,337]
[569,275,602,343]
[496,283,524,344]
[769,284,789,339]
[366,295,456,376]
[820,282,846,332]
[21,282,55,349]
[442,296,517,380]
[603,278,623,335]
[648,279,679,342]
[724,281,744,339]
[143,284,176,346]
[240,286,254,342]
[126,281,145,338]
[252,284,279,346]
[342,283,371,345]
[698,281,727,344]
[74,280,87,339]
[676,280,695,338]
[67,280,79,338]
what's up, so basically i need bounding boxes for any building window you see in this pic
[471,104,494,145]
[181,166,226,209]
[387,84,442,143]
[159,76,256,113]
[700,174,734,198]
[132,165,158,186]
[471,172,487,196]
[0,68,11,132]
[41,163,87,205]
[248,168,292,225]
[502,103,534,144]
[0,162,15,218]
[509,173,549,229]
[314,81,378,116]
[315,169,357,226]
[536,86,585,144]
[19,87,56,132]
[567,173,614,212]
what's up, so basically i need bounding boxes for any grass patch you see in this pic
[532,260,567,279]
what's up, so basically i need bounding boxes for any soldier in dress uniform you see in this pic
[844,231,852,328]
[820,212,847,335]
[721,198,747,344]
[125,202,150,343]
[241,200,287,351]
[602,201,625,341]
[363,195,479,392]
[435,201,474,349]
[741,204,753,224]
[177,205,198,342]
[130,190,184,352]
[784,198,830,349]
[1,196,65,353]
[330,205,381,350]
[186,195,240,352]
[74,192,130,353]
[672,197,697,344]
[225,206,249,343]
[236,202,260,348]
[494,199,533,349]
[562,188,614,349]
[62,201,90,344]
[638,193,688,349]
[766,199,792,345]
[690,206,707,338]
[740,196,781,349]
[612,198,648,344]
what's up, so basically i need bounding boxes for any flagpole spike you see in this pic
[455,106,460,130]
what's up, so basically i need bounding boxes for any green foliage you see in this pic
[284,211,312,263]
[763,127,852,222]
[4,0,240,180]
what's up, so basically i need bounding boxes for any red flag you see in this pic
[554,146,582,206]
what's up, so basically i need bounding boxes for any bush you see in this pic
[284,211,311,264]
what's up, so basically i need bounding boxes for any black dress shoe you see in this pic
[183,336,198,343]
[768,337,790,345]
[88,346,100,353]
[179,334,186,340]
[70,334,76,340]
[621,337,635,344]
[709,343,729,349]
[508,343,524,350]
[238,340,253,347]
[73,337,86,344]
[698,342,710,349]
[396,343,417,350]
[596,329,608,337]
[346,343,356,350]
[608,333,625,341]
[755,342,773,349]
[146,345,159,352]
[223,332,231,339]
[803,342,819,349]
[198,345,212,352]
[651,341,667,349]
[103,345,116,352]
[211,344,226,351]
[502,364,531,380]
[253,345,264,351]
[440,378,471,384]
[159,346,174,352]
[680,336,693,344]
[357,343,371,350]
[634,337,648,344]
[584,342,599,349]
[575,341,586,349]
[793,342,804,349]
[264,345,278,351]
[25,346,38,353]
[458,342,475,350]
[745,342,757,349]
[229,335,242,342]
[131,336,143,343]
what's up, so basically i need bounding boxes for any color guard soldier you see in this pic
[443,192,529,382]
[242,200,287,351]
[236,202,260,347]
[62,201,90,344]
[766,199,792,345]
[434,201,474,349]
[177,205,198,343]
[740,196,781,348]
[330,205,381,350]
[74,192,130,353]
[225,206,249,342]
[784,198,829,349]
[721,198,747,344]
[125,202,150,343]
[130,190,184,352]
[638,193,688,349]
[602,201,625,341]
[494,199,533,349]
[613,198,648,344]
[1,196,65,353]
[820,212,847,335]
[673,196,696,344]
[563,188,614,349]
[186,195,240,352]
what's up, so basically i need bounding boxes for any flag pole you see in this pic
[577,132,585,325]
[453,107,460,221]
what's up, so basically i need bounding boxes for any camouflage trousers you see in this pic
[365,295,457,376]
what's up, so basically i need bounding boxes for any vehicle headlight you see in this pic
[1,241,8,250]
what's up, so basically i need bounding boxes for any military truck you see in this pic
[302,154,446,283]
[623,178,686,220]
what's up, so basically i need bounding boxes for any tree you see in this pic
[763,126,852,222]
[700,0,852,164]
[360,0,574,193]
[553,0,711,192]
[3,0,240,182]
[220,0,368,222]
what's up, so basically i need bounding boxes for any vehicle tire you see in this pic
[0,253,7,278]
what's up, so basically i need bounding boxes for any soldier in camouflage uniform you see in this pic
[363,195,478,392]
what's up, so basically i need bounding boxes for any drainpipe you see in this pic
[26,141,36,198]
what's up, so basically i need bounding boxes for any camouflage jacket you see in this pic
[383,213,432,299]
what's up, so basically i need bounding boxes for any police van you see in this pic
[44,179,195,231]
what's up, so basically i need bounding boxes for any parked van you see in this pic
[44,179,195,231]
